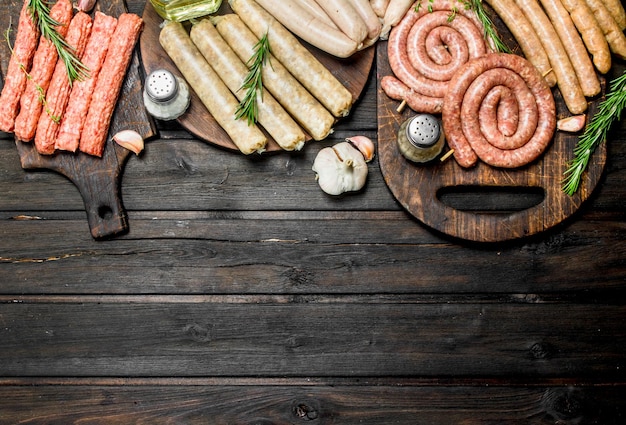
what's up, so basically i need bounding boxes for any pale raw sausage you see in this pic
[159,21,267,154]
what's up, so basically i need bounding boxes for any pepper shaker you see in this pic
[143,69,190,121]
[397,114,445,163]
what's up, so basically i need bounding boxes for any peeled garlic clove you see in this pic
[557,115,586,133]
[76,0,97,12]
[346,135,375,162]
[113,130,144,155]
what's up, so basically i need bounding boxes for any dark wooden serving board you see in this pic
[0,0,156,239]
[139,1,375,152]
[376,28,607,243]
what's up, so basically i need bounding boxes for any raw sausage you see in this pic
[80,13,143,157]
[442,53,556,169]
[229,0,354,118]
[584,0,626,59]
[515,0,587,114]
[190,19,306,151]
[0,0,40,133]
[538,0,600,97]
[252,0,360,57]
[314,0,369,44]
[55,12,118,152]
[383,0,489,113]
[159,21,267,154]
[214,14,335,141]
[34,11,93,155]
[380,0,413,40]
[560,0,611,74]
[484,0,557,87]
[14,0,73,142]
[380,75,444,113]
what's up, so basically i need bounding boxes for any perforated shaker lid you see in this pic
[145,69,179,103]
[406,114,441,148]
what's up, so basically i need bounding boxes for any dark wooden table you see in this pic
[1,1,625,423]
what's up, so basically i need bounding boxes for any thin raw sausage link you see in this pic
[0,1,40,133]
[380,75,444,113]
[160,21,267,154]
[80,13,143,157]
[515,0,587,114]
[484,0,557,87]
[442,53,555,169]
[55,12,118,152]
[14,0,73,142]
[34,12,93,155]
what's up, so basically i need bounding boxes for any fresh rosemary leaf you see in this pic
[562,70,626,196]
[468,0,510,53]
[27,0,89,84]
[235,31,270,125]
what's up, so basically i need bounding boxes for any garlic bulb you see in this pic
[312,141,369,195]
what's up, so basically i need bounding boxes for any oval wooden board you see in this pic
[376,23,607,243]
[140,2,375,153]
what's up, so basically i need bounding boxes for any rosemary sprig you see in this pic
[467,0,510,53]
[27,0,89,84]
[562,70,626,196]
[235,32,271,125]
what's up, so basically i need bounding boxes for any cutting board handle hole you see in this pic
[98,205,114,220]
[436,185,545,213]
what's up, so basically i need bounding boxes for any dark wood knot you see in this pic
[292,399,320,421]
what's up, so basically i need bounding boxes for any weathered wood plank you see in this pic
[0,214,624,294]
[0,384,623,424]
[1,302,624,378]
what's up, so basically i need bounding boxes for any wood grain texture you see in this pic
[0,0,624,423]
[0,384,624,424]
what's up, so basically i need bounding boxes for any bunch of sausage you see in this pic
[0,0,143,157]
[158,0,355,155]
[381,0,626,169]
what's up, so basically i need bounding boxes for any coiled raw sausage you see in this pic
[382,0,490,113]
[442,53,556,169]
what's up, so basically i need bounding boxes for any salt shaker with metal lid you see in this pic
[397,114,445,163]
[143,69,190,121]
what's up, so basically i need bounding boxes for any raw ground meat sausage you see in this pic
[383,0,490,113]
[55,12,118,152]
[79,13,143,157]
[0,0,40,133]
[14,0,73,142]
[442,53,556,169]
[34,12,93,155]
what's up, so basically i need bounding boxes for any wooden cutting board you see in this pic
[139,1,375,152]
[0,0,156,239]
[376,16,607,243]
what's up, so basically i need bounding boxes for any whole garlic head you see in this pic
[312,141,369,195]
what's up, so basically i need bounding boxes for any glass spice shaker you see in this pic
[397,114,445,163]
[143,69,191,121]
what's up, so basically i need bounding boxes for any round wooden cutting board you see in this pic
[140,2,376,153]
[376,41,607,243]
